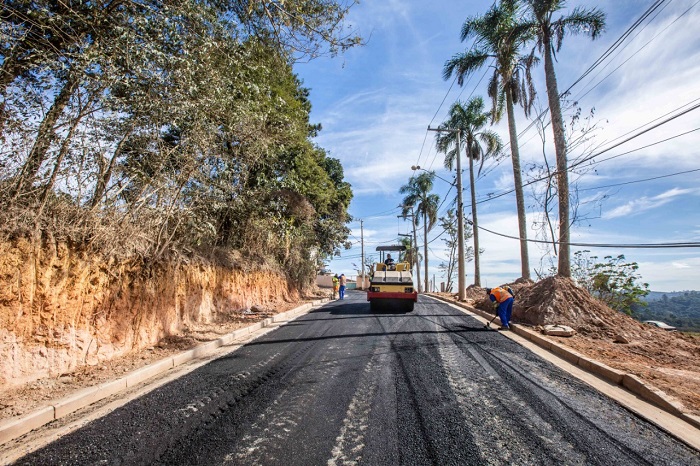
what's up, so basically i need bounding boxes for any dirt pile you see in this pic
[465,276,700,414]
[440,277,700,413]
[462,279,534,315]
[511,276,624,331]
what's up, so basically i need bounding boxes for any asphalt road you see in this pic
[13,291,700,465]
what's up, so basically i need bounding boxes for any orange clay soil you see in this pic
[440,276,700,416]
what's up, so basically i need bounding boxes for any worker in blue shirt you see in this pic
[486,286,514,331]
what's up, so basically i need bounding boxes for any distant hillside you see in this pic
[643,291,694,302]
[632,291,700,332]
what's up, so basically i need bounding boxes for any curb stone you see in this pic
[0,299,328,446]
[425,293,700,432]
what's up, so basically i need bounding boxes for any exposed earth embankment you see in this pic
[0,237,299,390]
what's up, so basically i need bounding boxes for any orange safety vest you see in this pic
[490,286,513,303]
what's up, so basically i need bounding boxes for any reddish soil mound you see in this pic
[440,277,700,413]
[494,276,700,413]
[512,276,624,331]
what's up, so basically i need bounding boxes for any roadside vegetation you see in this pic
[0,0,360,289]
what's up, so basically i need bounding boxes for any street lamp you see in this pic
[425,126,466,301]
[411,166,455,186]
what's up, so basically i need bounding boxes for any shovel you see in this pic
[484,314,499,329]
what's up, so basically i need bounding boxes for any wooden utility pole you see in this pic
[428,126,465,300]
[360,219,365,290]
[411,206,422,293]
[468,152,481,287]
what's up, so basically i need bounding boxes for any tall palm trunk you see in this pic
[506,87,531,279]
[468,151,481,286]
[543,32,571,277]
[423,212,429,292]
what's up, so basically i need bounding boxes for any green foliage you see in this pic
[434,96,503,171]
[572,250,649,315]
[633,291,700,332]
[0,0,359,289]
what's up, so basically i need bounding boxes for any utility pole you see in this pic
[360,220,365,290]
[398,207,421,293]
[428,126,465,301]
[468,152,481,287]
[411,205,422,294]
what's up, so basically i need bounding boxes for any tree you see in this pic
[443,0,537,280]
[435,97,502,286]
[400,172,440,293]
[572,250,649,315]
[0,0,360,289]
[522,0,605,277]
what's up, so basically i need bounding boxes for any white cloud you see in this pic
[638,255,700,291]
[672,262,691,269]
[304,1,700,291]
[603,188,696,219]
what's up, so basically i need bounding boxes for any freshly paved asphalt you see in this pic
[13,291,700,465]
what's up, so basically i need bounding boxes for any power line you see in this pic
[564,0,670,96]
[571,97,700,166]
[469,110,700,208]
[573,0,697,104]
[571,102,700,169]
[471,220,700,249]
[577,167,700,192]
[356,205,401,219]
[578,126,700,167]
[474,0,679,180]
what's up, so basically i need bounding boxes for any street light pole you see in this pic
[410,166,454,186]
[427,126,465,301]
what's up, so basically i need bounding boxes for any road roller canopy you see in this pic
[375,245,406,252]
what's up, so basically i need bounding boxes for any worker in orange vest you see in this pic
[486,286,514,331]
[332,274,340,299]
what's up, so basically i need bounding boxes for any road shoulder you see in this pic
[424,293,700,452]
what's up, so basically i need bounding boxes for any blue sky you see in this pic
[294,0,700,292]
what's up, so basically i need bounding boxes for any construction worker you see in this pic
[486,286,514,331]
[332,274,339,299]
[338,274,347,300]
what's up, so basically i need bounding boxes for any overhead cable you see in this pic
[471,221,700,249]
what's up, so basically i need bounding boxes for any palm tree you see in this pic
[435,97,503,286]
[443,0,537,280]
[522,0,605,278]
[400,172,440,293]
[397,235,421,275]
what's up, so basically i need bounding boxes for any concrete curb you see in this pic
[425,293,700,431]
[0,299,327,446]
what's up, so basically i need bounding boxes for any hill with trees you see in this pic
[632,291,700,332]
